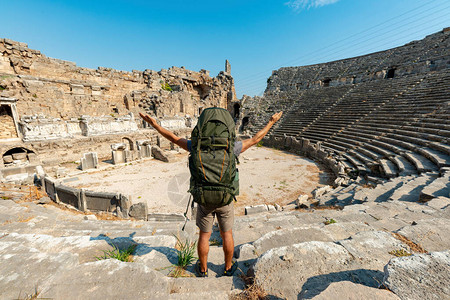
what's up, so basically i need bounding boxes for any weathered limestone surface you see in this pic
[0,183,449,299]
[152,145,170,162]
[383,251,450,300]
[0,38,236,120]
[311,281,400,300]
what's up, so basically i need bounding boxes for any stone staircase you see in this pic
[1,180,449,299]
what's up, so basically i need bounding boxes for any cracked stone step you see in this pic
[389,173,438,202]
[419,171,450,201]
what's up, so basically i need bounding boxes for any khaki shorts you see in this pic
[196,202,234,233]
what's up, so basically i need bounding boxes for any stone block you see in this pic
[55,185,80,208]
[147,213,185,222]
[12,152,27,160]
[80,152,98,170]
[124,150,134,162]
[36,196,51,205]
[112,150,125,165]
[311,281,400,300]
[301,138,310,152]
[291,138,303,151]
[55,167,67,178]
[138,144,152,159]
[317,149,328,160]
[35,165,45,179]
[383,251,450,300]
[70,84,85,95]
[245,204,268,215]
[129,202,148,220]
[27,153,40,164]
[312,185,332,198]
[267,205,277,212]
[43,176,57,201]
[111,143,126,151]
[3,155,13,164]
[295,194,309,208]
[151,145,169,162]
[84,191,119,212]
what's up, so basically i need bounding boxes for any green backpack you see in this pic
[188,107,239,208]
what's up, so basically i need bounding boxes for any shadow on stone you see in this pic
[90,232,177,264]
[299,269,384,299]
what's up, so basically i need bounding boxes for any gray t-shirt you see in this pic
[187,140,242,157]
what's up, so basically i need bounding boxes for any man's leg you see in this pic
[220,229,234,270]
[197,230,211,272]
[196,204,215,273]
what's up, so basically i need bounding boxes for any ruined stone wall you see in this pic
[0,38,235,121]
[0,38,236,168]
[266,28,450,94]
[237,28,450,135]
[0,105,18,139]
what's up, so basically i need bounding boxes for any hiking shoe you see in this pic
[223,260,238,276]
[195,261,208,277]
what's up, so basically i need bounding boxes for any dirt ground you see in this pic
[64,146,332,215]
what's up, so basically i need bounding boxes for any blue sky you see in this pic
[2,0,449,97]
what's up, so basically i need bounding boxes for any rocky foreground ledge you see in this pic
[0,185,449,299]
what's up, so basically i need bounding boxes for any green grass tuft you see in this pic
[95,244,137,262]
[389,249,412,257]
[161,82,173,91]
[168,235,197,278]
[174,235,197,268]
[324,218,337,225]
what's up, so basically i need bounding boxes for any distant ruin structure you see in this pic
[237,28,449,187]
[0,38,236,175]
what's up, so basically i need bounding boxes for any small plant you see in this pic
[232,274,268,300]
[95,244,137,262]
[1,196,12,200]
[324,218,337,225]
[389,249,412,257]
[169,235,197,277]
[174,235,197,268]
[32,93,37,98]
[16,285,41,300]
[161,82,173,91]
[0,85,5,91]
[256,141,264,147]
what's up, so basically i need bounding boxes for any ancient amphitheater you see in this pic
[0,28,449,300]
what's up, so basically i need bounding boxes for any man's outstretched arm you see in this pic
[241,111,283,153]
[139,113,189,151]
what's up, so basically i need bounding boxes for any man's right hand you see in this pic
[139,112,158,128]
[270,111,283,123]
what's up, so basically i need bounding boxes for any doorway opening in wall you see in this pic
[386,68,396,79]
[233,103,240,119]
[0,104,18,139]
[122,137,134,151]
[2,147,34,167]
[322,79,331,87]
[240,116,249,132]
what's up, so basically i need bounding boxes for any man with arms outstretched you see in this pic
[140,110,282,277]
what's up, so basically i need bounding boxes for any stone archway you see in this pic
[240,116,249,132]
[122,137,134,151]
[2,147,36,167]
[233,103,241,119]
